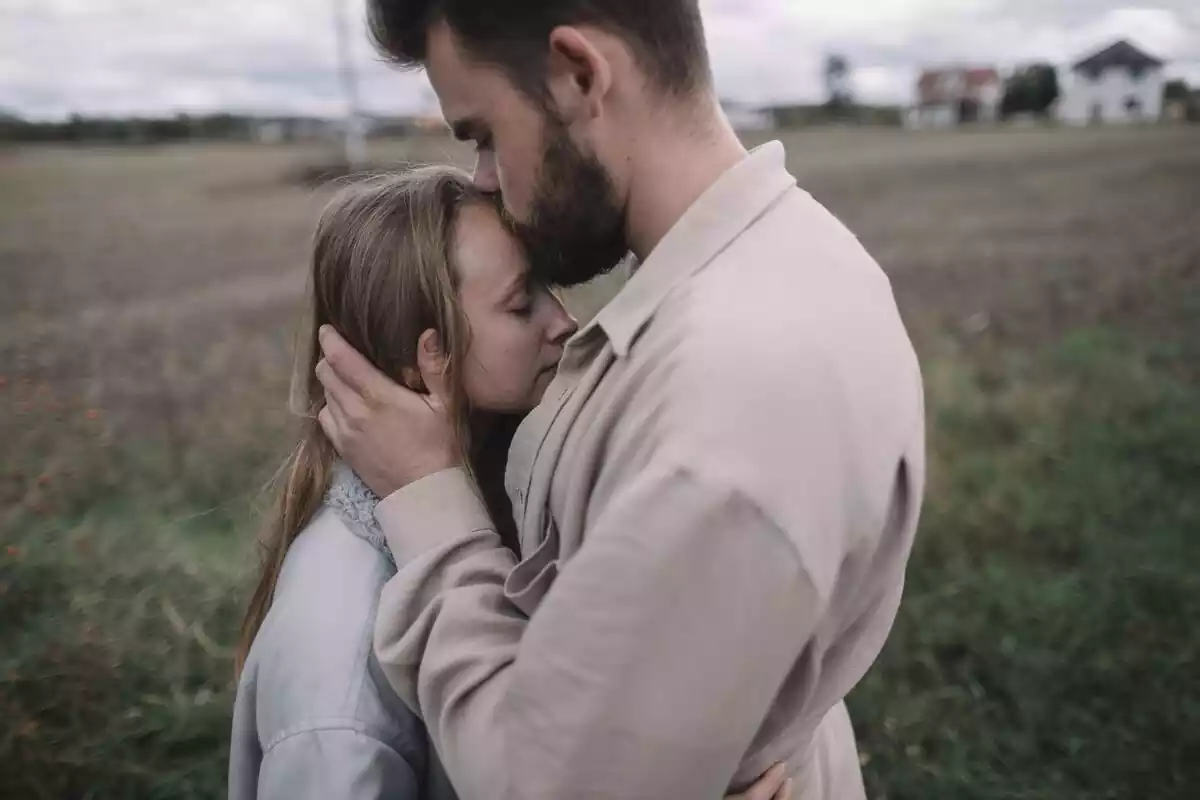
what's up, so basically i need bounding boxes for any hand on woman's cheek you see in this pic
[316,326,460,498]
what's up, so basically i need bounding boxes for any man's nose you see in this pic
[473,152,500,194]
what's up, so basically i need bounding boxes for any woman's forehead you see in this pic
[453,203,528,296]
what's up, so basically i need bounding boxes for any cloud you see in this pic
[0,0,1197,119]
[0,0,433,119]
[704,2,1200,105]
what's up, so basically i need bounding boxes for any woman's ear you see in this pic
[400,365,425,393]
[415,328,450,398]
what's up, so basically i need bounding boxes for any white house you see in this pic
[1057,40,1165,124]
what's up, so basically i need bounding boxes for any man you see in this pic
[316,1,925,797]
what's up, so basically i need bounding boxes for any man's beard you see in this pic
[506,114,628,289]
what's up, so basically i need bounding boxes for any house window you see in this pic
[1125,97,1143,118]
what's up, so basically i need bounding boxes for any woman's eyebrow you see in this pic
[497,272,531,304]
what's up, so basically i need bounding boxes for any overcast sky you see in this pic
[2,0,1198,120]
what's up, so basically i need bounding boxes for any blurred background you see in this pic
[1,1,1198,798]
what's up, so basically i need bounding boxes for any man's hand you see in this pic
[315,325,461,498]
[726,762,794,800]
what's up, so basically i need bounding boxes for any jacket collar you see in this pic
[324,462,394,565]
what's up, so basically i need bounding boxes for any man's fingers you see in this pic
[316,357,367,421]
[777,778,794,800]
[317,405,341,450]
[754,763,787,800]
[319,325,391,399]
[729,762,788,800]
[318,373,351,431]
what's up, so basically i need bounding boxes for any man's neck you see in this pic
[623,103,748,262]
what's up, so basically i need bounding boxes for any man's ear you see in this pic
[546,25,613,123]
[414,328,450,398]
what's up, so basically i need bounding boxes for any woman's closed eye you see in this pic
[508,297,533,319]
[506,278,545,319]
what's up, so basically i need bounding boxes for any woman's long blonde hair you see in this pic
[234,166,489,677]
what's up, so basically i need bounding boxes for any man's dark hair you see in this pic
[367,0,711,101]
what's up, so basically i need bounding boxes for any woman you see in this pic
[228,166,794,800]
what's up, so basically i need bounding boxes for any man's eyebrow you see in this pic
[450,117,484,142]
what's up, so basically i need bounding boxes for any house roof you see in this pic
[1072,40,1163,73]
[917,67,1001,105]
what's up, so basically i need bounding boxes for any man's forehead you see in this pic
[426,20,488,111]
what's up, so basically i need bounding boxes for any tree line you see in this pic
[4,70,1194,145]
[0,112,268,144]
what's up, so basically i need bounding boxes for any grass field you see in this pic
[2,125,1198,798]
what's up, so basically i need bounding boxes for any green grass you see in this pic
[6,316,1197,798]
[1,501,249,799]
[3,128,1198,797]
[851,323,1200,799]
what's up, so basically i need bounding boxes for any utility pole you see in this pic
[332,0,367,167]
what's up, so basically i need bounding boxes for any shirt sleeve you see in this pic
[256,726,422,800]
[373,460,820,800]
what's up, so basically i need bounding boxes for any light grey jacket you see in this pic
[229,466,457,800]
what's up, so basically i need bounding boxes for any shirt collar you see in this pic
[583,141,796,357]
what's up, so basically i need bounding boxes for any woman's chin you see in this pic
[531,371,559,403]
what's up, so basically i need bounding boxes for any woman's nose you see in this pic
[549,300,579,346]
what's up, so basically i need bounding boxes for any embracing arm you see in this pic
[373,459,817,800]
[314,326,830,799]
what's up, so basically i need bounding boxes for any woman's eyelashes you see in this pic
[508,278,545,319]
[509,297,533,319]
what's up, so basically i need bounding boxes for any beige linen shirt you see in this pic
[373,142,925,800]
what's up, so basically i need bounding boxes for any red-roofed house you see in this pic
[909,66,1003,128]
